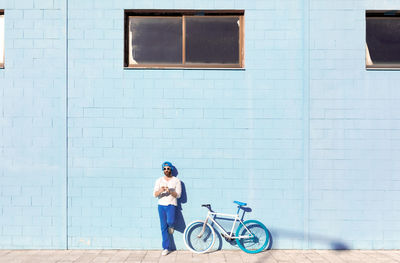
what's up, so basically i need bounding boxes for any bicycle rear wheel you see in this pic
[235,220,269,254]
[183,220,215,253]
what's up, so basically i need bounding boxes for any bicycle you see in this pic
[183,201,270,254]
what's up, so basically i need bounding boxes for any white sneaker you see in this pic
[161,249,170,256]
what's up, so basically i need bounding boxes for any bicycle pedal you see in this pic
[222,232,235,241]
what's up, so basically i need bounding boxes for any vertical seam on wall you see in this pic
[66,0,69,250]
[303,0,310,249]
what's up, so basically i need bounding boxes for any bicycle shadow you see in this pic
[184,202,349,258]
[168,166,187,251]
[270,228,350,250]
[252,229,350,263]
[211,205,350,254]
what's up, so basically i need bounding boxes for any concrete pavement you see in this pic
[0,249,400,263]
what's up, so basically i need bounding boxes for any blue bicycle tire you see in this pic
[235,219,269,254]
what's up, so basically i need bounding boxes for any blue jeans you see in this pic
[158,204,176,250]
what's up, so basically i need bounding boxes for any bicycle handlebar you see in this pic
[201,204,212,211]
[202,202,247,215]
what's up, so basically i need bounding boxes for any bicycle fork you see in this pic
[197,217,209,238]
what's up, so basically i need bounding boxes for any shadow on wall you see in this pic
[211,205,349,256]
[240,206,351,251]
[252,229,350,263]
[163,176,350,253]
[169,166,187,251]
[271,228,350,250]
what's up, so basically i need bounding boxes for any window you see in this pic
[0,10,4,68]
[366,10,400,69]
[124,10,244,69]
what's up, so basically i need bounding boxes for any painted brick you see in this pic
[1,0,400,251]
[308,0,400,250]
[0,0,67,249]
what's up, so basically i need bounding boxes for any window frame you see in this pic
[0,10,4,69]
[366,10,400,70]
[124,10,245,69]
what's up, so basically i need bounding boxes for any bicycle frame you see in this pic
[199,210,254,240]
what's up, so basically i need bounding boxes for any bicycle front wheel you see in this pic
[235,220,270,254]
[183,220,215,253]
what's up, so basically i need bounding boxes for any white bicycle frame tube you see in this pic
[200,211,254,239]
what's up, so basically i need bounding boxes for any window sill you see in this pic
[124,65,245,70]
[366,64,400,70]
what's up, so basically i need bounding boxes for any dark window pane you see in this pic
[366,17,400,65]
[185,16,240,64]
[129,17,182,65]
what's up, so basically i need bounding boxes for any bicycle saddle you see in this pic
[234,201,247,206]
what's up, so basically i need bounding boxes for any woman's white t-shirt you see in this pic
[153,176,182,206]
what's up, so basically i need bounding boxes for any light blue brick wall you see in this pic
[1,0,400,250]
[308,0,400,249]
[0,0,66,248]
[65,0,304,250]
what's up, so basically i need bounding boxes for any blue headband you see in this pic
[162,161,173,171]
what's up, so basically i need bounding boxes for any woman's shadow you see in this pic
[169,166,187,251]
